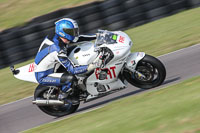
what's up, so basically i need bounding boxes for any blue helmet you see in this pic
[55,18,79,42]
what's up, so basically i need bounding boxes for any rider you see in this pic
[34,18,99,103]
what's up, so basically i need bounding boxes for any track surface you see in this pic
[0,44,200,133]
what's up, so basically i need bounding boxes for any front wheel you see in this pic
[34,85,79,117]
[123,54,166,89]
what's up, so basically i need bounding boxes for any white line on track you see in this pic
[0,96,33,108]
[158,43,200,58]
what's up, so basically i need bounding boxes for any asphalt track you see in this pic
[0,44,200,133]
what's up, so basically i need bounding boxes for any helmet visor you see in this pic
[63,28,79,37]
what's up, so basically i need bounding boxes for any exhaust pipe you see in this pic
[32,99,65,106]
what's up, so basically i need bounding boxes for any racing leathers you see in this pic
[34,34,96,92]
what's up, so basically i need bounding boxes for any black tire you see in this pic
[123,54,166,89]
[34,85,79,117]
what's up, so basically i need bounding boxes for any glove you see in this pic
[87,54,102,72]
[87,63,96,72]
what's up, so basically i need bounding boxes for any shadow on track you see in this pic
[76,89,145,113]
[163,77,181,85]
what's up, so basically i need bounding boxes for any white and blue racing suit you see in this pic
[34,34,96,92]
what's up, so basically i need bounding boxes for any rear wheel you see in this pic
[34,85,79,117]
[123,55,166,89]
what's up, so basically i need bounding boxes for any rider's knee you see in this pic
[60,73,76,84]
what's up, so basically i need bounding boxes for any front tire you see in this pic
[34,85,79,117]
[123,54,166,89]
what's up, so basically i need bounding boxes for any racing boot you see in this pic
[58,83,72,100]
[58,84,79,105]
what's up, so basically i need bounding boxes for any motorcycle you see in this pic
[10,30,166,117]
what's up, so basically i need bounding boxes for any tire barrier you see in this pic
[142,0,166,11]
[187,0,200,7]
[0,0,200,69]
[146,6,169,19]
[124,0,140,9]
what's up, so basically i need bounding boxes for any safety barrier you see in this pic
[0,0,199,68]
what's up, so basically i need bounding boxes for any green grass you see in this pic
[24,76,200,133]
[0,0,101,30]
[1,7,200,105]
[127,7,200,56]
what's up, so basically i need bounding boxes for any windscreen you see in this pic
[95,30,118,46]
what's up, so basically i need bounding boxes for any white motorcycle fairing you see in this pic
[68,42,98,65]
[125,52,145,72]
[12,62,37,83]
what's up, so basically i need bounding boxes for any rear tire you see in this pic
[123,54,166,89]
[34,85,79,117]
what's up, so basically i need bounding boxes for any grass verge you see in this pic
[0,0,101,30]
[0,7,200,105]
[24,76,200,133]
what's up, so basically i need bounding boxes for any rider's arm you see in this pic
[77,34,96,42]
[56,52,88,75]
